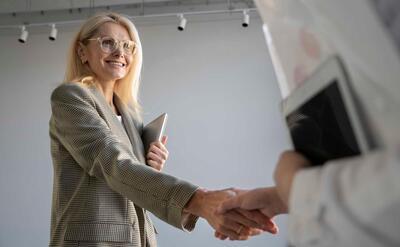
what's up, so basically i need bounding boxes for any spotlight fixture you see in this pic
[49,24,57,41]
[242,10,250,27]
[178,14,187,31]
[18,25,29,43]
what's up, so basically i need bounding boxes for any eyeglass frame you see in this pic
[85,36,137,55]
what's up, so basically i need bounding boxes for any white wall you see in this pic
[0,16,290,247]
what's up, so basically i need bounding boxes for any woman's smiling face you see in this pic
[80,22,134,84]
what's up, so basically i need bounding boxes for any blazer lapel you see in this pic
[88,85,145,164]
[113,93,146,164]
[88,86,128,139]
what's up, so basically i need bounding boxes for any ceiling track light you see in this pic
[49,23,57,41]
[18,25,29,43]
[3,8,257,41]
[242,10,250,27]
[178,14,187,31]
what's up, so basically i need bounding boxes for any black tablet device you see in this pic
[281,56,370,165]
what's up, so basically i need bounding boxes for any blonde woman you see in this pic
[49,12,274,247]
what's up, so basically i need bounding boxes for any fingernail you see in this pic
[263,220,275,229]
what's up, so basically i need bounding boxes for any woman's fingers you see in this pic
[215,225,268,241]
[161,135,168,145]
[236,209,277,233]
[213,212,254,240]
[148,142,168,160]
[248,228,264,236]
[222,210,261,229]
[200,189,266,241]
[147,151,164,164]
[221,209,278,235]
[146,141,170,171]
[217,225,250,241]
[215,231,228,240]
[147,159,162,171]
[151,140,168,153]
[146,141,169,171]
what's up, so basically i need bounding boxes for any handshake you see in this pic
[183,151,310,241]
[149,139,309,240]
[184,186,288,241]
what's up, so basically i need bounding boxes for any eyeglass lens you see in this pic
[100,37,135,54]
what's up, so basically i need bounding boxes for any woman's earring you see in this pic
[81,59,87,64]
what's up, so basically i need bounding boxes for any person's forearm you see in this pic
[275,167,302,206]
[262,187,288,215]
[274,151,311,206]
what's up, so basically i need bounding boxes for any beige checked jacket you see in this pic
[49,83,199,247]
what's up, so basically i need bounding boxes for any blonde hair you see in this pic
[64,12,142,116]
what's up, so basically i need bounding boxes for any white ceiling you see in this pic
[0,0,177,13]
[0,0,257,32]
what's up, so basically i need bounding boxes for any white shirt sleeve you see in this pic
[288,146,400,247]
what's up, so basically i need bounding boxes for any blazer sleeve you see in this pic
[49,83,199,231]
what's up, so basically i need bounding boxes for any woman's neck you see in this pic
[96,80,115,106]
[95,80,119,114]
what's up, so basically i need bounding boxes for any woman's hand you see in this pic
[215,187,284,240]
[146,136,169,171]
[274,150,311,206]
[184,188,272,240]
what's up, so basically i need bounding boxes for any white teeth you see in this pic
[107,61,125,67]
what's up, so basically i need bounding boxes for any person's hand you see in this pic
[218,187,287,218]
[184,188,271,240]
[215,187,286,240]
[274,150,311,206]
[146,136,169,171]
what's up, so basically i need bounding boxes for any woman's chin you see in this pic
[107,72,127,81]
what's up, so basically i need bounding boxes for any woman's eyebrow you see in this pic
[98,34,131,40]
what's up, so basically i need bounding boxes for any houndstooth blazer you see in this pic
[49,82,199,247]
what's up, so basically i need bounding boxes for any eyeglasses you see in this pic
[86,36,137,55]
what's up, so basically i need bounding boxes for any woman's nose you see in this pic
[112,46,124,57]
